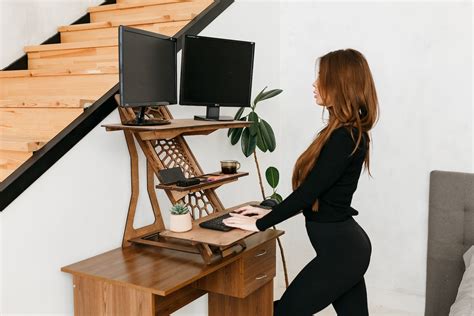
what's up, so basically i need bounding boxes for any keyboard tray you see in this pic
[160,201,260,247]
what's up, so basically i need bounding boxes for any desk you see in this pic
[63,103,286,315]
[62,229,284,315]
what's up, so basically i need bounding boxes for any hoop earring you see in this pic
[321,105,329,124]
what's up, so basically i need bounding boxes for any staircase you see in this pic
[0,0,233,210]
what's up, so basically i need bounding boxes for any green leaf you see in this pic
[256,125,268,152]
[271,193,283,203]
[234,107,245,120]
[228,108,246,136]
[230,127,243,145]
[265,166,279,188]
[253,86,268,105]
[259,119,276,152]
[259,89,283,102]
[248,111,259,136]
[241,127,257,157]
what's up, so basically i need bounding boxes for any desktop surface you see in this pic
[102,118,249,132]
[61,229,283,296]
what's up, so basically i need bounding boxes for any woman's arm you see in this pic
[255,129,356,231]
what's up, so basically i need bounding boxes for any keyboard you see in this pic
[199,202,276,232]
[199,213,234,232]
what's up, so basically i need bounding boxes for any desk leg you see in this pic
[73,275,155,315]
[208,280,273,316]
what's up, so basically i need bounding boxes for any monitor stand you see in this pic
[194,105,234,121]
[123,106,171,126]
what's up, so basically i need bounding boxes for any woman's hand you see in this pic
[232,205,272,219]
[222,205,272,231]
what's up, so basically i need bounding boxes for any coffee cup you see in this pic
[220,160,241,174]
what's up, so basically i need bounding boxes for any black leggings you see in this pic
[274,217,372,315]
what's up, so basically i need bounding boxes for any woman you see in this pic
[223,48,379,315]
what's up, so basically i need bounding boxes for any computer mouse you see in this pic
[260,198,279,208]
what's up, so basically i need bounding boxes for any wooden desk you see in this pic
[66,103,287,315]
[62,229,284,316]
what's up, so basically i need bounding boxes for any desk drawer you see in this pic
[194,239,276,298]
[241,240,276,296]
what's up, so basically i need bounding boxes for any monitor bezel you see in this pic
[119,25,178,108]
[179,34,255,108]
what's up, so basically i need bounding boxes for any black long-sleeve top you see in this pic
[255,126,367,231]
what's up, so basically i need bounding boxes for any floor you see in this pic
[316,305,421,316]
[274,285,424,316]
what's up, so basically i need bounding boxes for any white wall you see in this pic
[0,0,104,68]
[1,0,472,315]
[277,1,472,314]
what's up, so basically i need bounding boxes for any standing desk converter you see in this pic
[61,100,285,315]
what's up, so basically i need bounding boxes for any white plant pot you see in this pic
[169,213,192,232]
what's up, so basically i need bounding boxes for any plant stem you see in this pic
[252,149,289,288]
[253,150,266,199]
[274,229,289,288]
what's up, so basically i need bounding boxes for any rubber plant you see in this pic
[227,86,289,288]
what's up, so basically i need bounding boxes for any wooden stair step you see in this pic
[0,69,117,107]
[24,38,117,53]
[60,20,189,43]
[0,66,118,78]
[25,39,118,70]
[88,0,190,13]
[0,150,33,182]
[116,0,151,3]
[89,0,212,23]
[25,39,117,70]
[116,0,177,3]
[0,108,83,140]
[58,13,194,32]
[0,168,15,182]
[0,151,33,168]
[0,137,46,152]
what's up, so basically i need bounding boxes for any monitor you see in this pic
[179,34,255,121]
[119,25,177,125]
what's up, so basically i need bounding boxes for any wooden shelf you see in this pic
[156,171,249,192]
[102,118,251,140]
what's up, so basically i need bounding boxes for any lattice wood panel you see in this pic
[153,138,198,177]
[122,105,226,219]
[181,191,215,220]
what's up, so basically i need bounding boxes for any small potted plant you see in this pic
[169,202,192,232]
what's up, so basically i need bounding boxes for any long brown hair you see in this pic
[292,49,379,211]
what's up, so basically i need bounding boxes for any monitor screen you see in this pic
[180,35,255,107]
[119,26,177,107]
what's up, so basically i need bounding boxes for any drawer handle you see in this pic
[255,249,267,257]
[255,274,268,280]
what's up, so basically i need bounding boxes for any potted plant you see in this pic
[227,86,289,288]
[169,202,192,232]
[227,86,283,203]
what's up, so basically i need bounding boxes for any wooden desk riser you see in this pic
[61,97,285,315]
[101,96,259,263]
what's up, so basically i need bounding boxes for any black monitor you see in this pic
[119,25,177,125]
[179,35,255,121]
